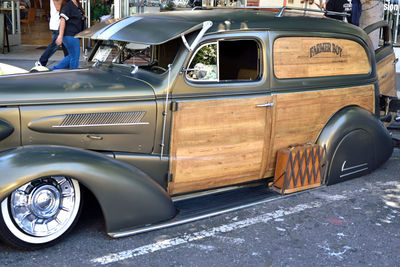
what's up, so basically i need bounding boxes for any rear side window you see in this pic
[273,37,370,79]
[186,39,261,82]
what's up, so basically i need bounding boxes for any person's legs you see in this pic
[52,36,74,70]
[51,36,80,70]
[68,37,80,69]
[61,43,69,58]
[51,55,71,70]
[38,30,60,66]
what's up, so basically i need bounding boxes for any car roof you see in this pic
[77,9,370,45]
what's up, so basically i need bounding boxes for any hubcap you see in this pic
[30,185,61,218]
[9,177,76,237]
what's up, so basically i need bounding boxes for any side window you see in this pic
[187,43,218,81]
[186,39,261,82]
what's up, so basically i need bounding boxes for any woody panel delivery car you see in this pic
[0,9,399,249]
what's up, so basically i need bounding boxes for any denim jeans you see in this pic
[52,36,80,70]
[39,30,68,66]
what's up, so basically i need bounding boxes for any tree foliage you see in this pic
[191,44,217,66]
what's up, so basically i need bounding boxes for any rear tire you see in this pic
[0,176,82,250]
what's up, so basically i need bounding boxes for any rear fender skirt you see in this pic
[317,106,393,185]
[0,145,176,234]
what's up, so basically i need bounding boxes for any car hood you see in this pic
[0,67,156,106]
[76,15,203,45]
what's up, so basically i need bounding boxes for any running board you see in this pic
[108,184,323,238]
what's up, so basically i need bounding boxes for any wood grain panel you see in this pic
[266,85,375,172]
[168,96,272,195]
[377,53,397,97]
[274,37,370,79]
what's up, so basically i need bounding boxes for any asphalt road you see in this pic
[0,59,399,266]
[0,148,399,266]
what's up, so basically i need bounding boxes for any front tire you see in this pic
[0,176,82,249]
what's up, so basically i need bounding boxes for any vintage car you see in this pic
[0,9,399,249]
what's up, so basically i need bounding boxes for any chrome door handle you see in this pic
[87,134,103,140]
[394,58,399,65]
[256,102,274,107]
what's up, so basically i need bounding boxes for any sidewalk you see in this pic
[0,45,88,70]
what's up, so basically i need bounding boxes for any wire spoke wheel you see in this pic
[0,176,81,249]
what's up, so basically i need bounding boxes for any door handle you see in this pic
[256,102,274,107]
[394,58,399,65]
[87,134,103,140]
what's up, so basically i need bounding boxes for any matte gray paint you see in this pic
[0,146,177,234]
[99,17,203,45]
[78,10,373,47]
[0,68,156,106]
[317,106,393,185]
[114,152,169,188]
[20,101,156,154]
[0,119,14,141]
[0,108,21,151]
[327,129,373,184]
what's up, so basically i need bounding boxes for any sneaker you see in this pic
[34,61,42,67]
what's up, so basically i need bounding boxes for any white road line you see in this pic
[91,199,340,265]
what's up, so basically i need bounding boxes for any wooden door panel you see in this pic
[377,53,397,97]
[265,85,375,173]
[169,96,272,195]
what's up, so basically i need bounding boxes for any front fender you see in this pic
[0,145,177,234]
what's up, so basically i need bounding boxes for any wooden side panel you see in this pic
[266,85,375,172]
[377,53,397,97]
[274,37,370,79]
[169,96,271,195]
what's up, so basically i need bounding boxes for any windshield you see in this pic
[90,35,183,74]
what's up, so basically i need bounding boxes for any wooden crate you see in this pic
[270,144,326,194]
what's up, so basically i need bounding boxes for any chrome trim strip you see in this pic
[340,167,369,178]
[109,186,323,238]
[160,64,172,159]
[52,122,149,128]
[341,161,368,172]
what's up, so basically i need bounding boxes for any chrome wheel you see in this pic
[0,176,81,246]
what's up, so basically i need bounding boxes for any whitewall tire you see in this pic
[0,176,82,249]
